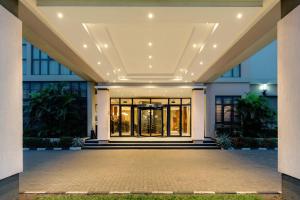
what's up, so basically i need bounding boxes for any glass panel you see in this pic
[23,83,30,99]
[224,105,232,122]
[182,105,191,136]
[110,105,120,136]
[140,109,150,136]
[61,65,71,75]
[134,107,139,136]
[163,107,168,136]
[111,98,120,104]
[22,45,27,59]
[121,99,132,105]
[49,61,60,75]
[170,106,180,136]
[151,109,162,136]
[41,52,48,59]
[182,99,191,104]
[216,97,222,104]
[22,60,27,75]
[133,99,150,105]
[33,61,40,75]
[216,105,222,123]
[232,65,241,77]
[31,82,41,93]
[151,99,168,105]
[80,83,87,97]
[33,47,40,59]
[169,98,180,105]
[223,97,232,105]
[41,60,48,75]
[121,106,131,136]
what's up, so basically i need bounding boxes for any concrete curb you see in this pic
[23,147,82,151]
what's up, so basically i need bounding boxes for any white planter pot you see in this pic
[69,147,81,151]
[53,148,62,151]
[37,148,46,151]
[23,148,30,151]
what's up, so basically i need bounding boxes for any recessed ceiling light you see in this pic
[149,64,153,69]
[191,72,194,76]
[103,44,108,48]
[57,12,63,19]
[113,69,117,74]
[148,13,154,19]
[148,42,153,47]
[200,61,204,65]
[180,68,184,72]
[193,44,197,49]
[97,61,101,65]
[237,13,243,19]
[148,55,152,59]
[117,68,121,72]
[83,44,88,48]
[106,72,110,76]
[213,44,218,48]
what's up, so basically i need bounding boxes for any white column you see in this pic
[278,5,300,181]
[96,89,110,141]
[192,89,205,141]
[0,5,23,180]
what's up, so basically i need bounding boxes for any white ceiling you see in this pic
[35,0,277,83]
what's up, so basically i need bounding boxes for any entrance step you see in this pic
[83,139,220,149]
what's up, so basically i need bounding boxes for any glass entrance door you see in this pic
[139,108,163,137]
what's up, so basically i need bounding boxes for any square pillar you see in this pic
[278,5,300,199]
[192,89,205,141]
[87,82,96,137]
[0,4,22,200]
[96,89,110,141]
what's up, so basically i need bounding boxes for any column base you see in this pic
[0,174,19,200]
[282,174,300,200]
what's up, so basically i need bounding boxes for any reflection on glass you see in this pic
[111,98,119,104]
[133,99,150,105]
[141,110,150,136]
[163,107,168,136]
[121,107,131,136]
[169,99,181,105]
[121,99,132,105]
[151,109,162,136]
[110,105,119,136]
[170,106,180,136]
[182,106,191,136]
[224,106,232,122]
[134,107,139,136]
[151,99,168,105]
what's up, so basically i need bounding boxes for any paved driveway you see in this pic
[20,150,280,193]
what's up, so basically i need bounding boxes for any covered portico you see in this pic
[1,0,300,199]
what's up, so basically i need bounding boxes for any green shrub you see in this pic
[23,137,51,148]
[60,137,73,148]
[216,134,232,149]
[231,137,244,149]
[261,138,277,149]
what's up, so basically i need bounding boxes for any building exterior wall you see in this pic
[22,40,96,136]
[205,83,250,138]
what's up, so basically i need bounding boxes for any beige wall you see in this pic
[97,89,110,140]
[0,5,23,180]
[278,5,300,180]
[191,89,205,140]
[205,83,250,138]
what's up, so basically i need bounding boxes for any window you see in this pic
[215,96,240,133]
[221,64,241,78]
[30,45,73,75]
[22,43,27,75]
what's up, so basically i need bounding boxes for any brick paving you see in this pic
[20,150,281,193]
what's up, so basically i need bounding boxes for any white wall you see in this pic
[0,5,23,180]
[191,89,205,140]
[278,5,300,180]
[205,83,250,138]
[96,89,110,141]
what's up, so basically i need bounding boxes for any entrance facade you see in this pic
[110,98,191,137]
